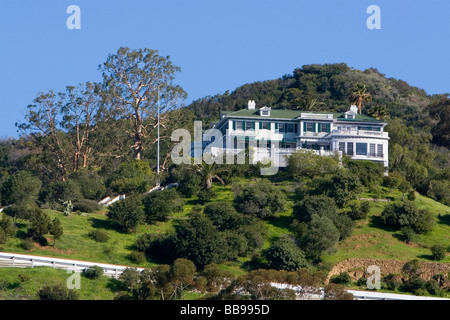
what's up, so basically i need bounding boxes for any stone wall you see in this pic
[326,258,450,284]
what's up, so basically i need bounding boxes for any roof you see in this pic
[223,108,383,122]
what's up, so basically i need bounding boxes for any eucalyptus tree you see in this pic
[99,47,187,161]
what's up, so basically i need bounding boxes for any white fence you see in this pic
[0,252,144,278]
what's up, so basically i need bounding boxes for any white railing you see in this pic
[331,130,388,138]
[0,252,145,278]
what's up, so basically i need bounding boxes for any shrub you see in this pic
[348,201,370,220]
[234,180,286,220]
[128,251,146,264]
[0,229,6,244]
[88,229,110,243]
[142,188,184,223]
[39,180,83,206]
[430,244,446,261]
[22,237,34,250]
[107,195,144,232]
[1,171,42,206]
[425,280,442,296]
[83,265,104,279]
[37,284,79,300]
[204,201,243,231]
[330,272,352,285]
[197,188,217,203]
[73,199,100,213]
[399,227,416,244]
[381,201,434,234]
[293,195,338,223]
[266,236,308,271]
[383,273,402,291]
[69,169,106,200]
[107,160,155,194]
[135,233,155,252]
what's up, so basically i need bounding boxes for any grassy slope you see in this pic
[0,181,449,276]
[0,267,116,300]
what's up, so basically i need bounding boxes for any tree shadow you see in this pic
[437,214,450,226]
[106,278,125,293]
[368,215,396,232]
[417,254,435,261]
[268,215,294,231]
[7,282,20,290]
[88,217,118,232]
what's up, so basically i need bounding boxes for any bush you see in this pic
[73,199,100,213]
[1,171,42,206]
[330,272,352,285]
[37,284,79,300]
[204,201,243,231]
[107,195,144,232]
[381,201,434,234]
[135,233,155,252]
[0,229,6,244]
[197,188,217,203]
[234,180,286,220]
[143,188,184,223]
[107,160,155,194]
[383,273,402,291]
[88,229,110,243]
[266,236,308,271]
[293,195,338,223]
[22,237,34,250]
[430,244,446,261]
[83,265,104,279]
[69,169,106,200]
[39,180,83,206]
[399,227,416,244]
[128,251,146,264]
[425,280,442,296]
[348,201,370,220]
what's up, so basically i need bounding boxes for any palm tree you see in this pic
[350,84,372,114]
[194,161,228,189]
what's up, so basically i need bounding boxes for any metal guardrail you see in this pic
[0,252,145,278]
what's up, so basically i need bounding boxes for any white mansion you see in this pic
[213,100,389,168]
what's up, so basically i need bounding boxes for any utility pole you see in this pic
[157,85,160,177]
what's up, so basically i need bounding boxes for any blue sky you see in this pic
[0,0,449,137]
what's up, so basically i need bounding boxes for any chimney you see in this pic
[350,105,358,113]
[248,100,256,110]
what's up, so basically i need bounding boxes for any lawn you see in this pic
[0,267,117,300]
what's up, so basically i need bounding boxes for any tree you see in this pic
[324,172,362,208]
[107,195,144,232]
[193,162,228,189]
[83,265,104,279]
[69,169,106,200]
[430,244,446,261]
[99,47,187,161]
[293,195,338,223]
[301,215,340,261]
[287,149,340,181]
[49,217,63,246]
[1,171,41,206]
[234,181,286,220]
[170,213,228,267]
[1,215,16,238]
[107,160,155,194]
[266,236,308,271]
[170,258,196,300]
[143,188,184,222]
[381,201,434,234]
[348,201,370,220]
[203,201,243,231]
[29,208,51,241]
[350,83,372,114]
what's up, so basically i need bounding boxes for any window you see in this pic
[236,121,243,130]
[377,144,383,157]
[356,143,367,156]
[306,123,314,132]
[346,114,355,119]
[261,110,269,116]
[347,142,354,155]
[369,144,376,156]
[245,122,253,131]
[286,123,294,133]
[278,123,285,132]
[261,122,269,130]
[339,142,345,152]
[318,123,330,133]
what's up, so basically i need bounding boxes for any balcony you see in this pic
[331,130,388,138]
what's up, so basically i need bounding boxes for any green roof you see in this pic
[224,108,382,122]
